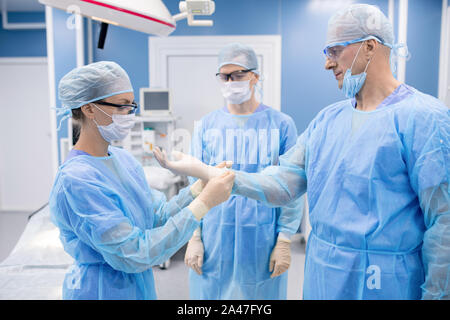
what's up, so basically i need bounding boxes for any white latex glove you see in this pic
[269,237,292,278]
[154,147,230,181]
[190,161,234,198]
[184,230,204,275]
[188,170,235,221]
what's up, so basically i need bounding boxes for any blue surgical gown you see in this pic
[49,146,200,299]
[189,104,304,299]
[232,85,450,299]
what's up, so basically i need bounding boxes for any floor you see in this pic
[152,233,306,300]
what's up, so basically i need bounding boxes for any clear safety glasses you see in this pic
[95,100,138,114]
[323,36,386,61]
[216,68,255,82]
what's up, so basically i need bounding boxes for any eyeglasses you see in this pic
[324,45,346,61]
[216,69,255,82]
[323,36,386,61]
[94,100,138,114]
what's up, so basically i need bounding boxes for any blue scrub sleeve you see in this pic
[420,184,450,299]
[58,174,200,274]
[277,117,304,236]
[276,195,305,236]
[232,132,308,207]
[404,108,450,299]
[187,120,207,186]
[134,163,196,228]
[190,119,209,164]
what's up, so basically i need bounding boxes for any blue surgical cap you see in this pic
[325,4,410,76]
[217,43,260,75]
[58,61,133,110]
[325,4,394,48]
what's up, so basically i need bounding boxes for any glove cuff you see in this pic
[277,236,292,245]
[188,198,210,221]
[193,227,201,237]
[278,232,293,242]
[190,179,204,198]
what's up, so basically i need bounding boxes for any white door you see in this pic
[167,54,224,136]
[441,6,450,106]
[0,58,54,211]
[149,35,282,151]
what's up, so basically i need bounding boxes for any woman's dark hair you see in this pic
[71,107,85,122]
[71,108,84,145]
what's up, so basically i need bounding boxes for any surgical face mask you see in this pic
[342,42,373,99]
[220,80,253,105]
[93,104,136,143]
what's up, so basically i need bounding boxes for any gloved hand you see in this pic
[184,231,204,275]
[188,170,235,221]
[190,161,233,198]
[269,237,292,278]
[154,147,230,181]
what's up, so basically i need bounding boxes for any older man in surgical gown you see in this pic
[155,5,450,300]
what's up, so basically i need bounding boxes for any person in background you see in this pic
[184,43,304,300]
[155,5,450,300]
[49,61,235,300]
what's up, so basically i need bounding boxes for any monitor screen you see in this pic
[143,91,169,111]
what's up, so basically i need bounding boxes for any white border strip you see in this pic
[397,0,408,83]
[68,14,86,151]
[1,0,45,30]
[0,57,47,64]
[45,5,59,177]
[388,0,395,28]
[87,18,94,64]
[75,14,85,68]
[438,0,448,101]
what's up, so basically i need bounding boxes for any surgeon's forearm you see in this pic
[184,163,227,182]
[420,184,450,299]
[101,207,200,273]
[421,213,450,299]
[232,168,307,207]
[153,186,196,227]
[277,193,306,236]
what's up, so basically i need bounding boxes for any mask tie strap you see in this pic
[349,42,365,75]
[92,103,113,119]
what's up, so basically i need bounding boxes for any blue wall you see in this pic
[92,23,149,103]
[0,1,444,148]
[0,12,46,57]
[86,0,442,133]
[52,10,78,145]
[406,0,442,97]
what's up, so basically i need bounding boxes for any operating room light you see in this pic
[39,0,215,48]
[91,16,119,26]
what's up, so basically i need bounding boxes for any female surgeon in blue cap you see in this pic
[49,61,235,300]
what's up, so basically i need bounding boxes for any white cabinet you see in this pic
[112,115,176,164]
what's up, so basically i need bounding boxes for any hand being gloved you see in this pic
[184,229,204,275]
[154,147,230,181]
[269,236,292,278]
[190,161,234,198]
[186,162,234,275]
[188,170,235,221]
